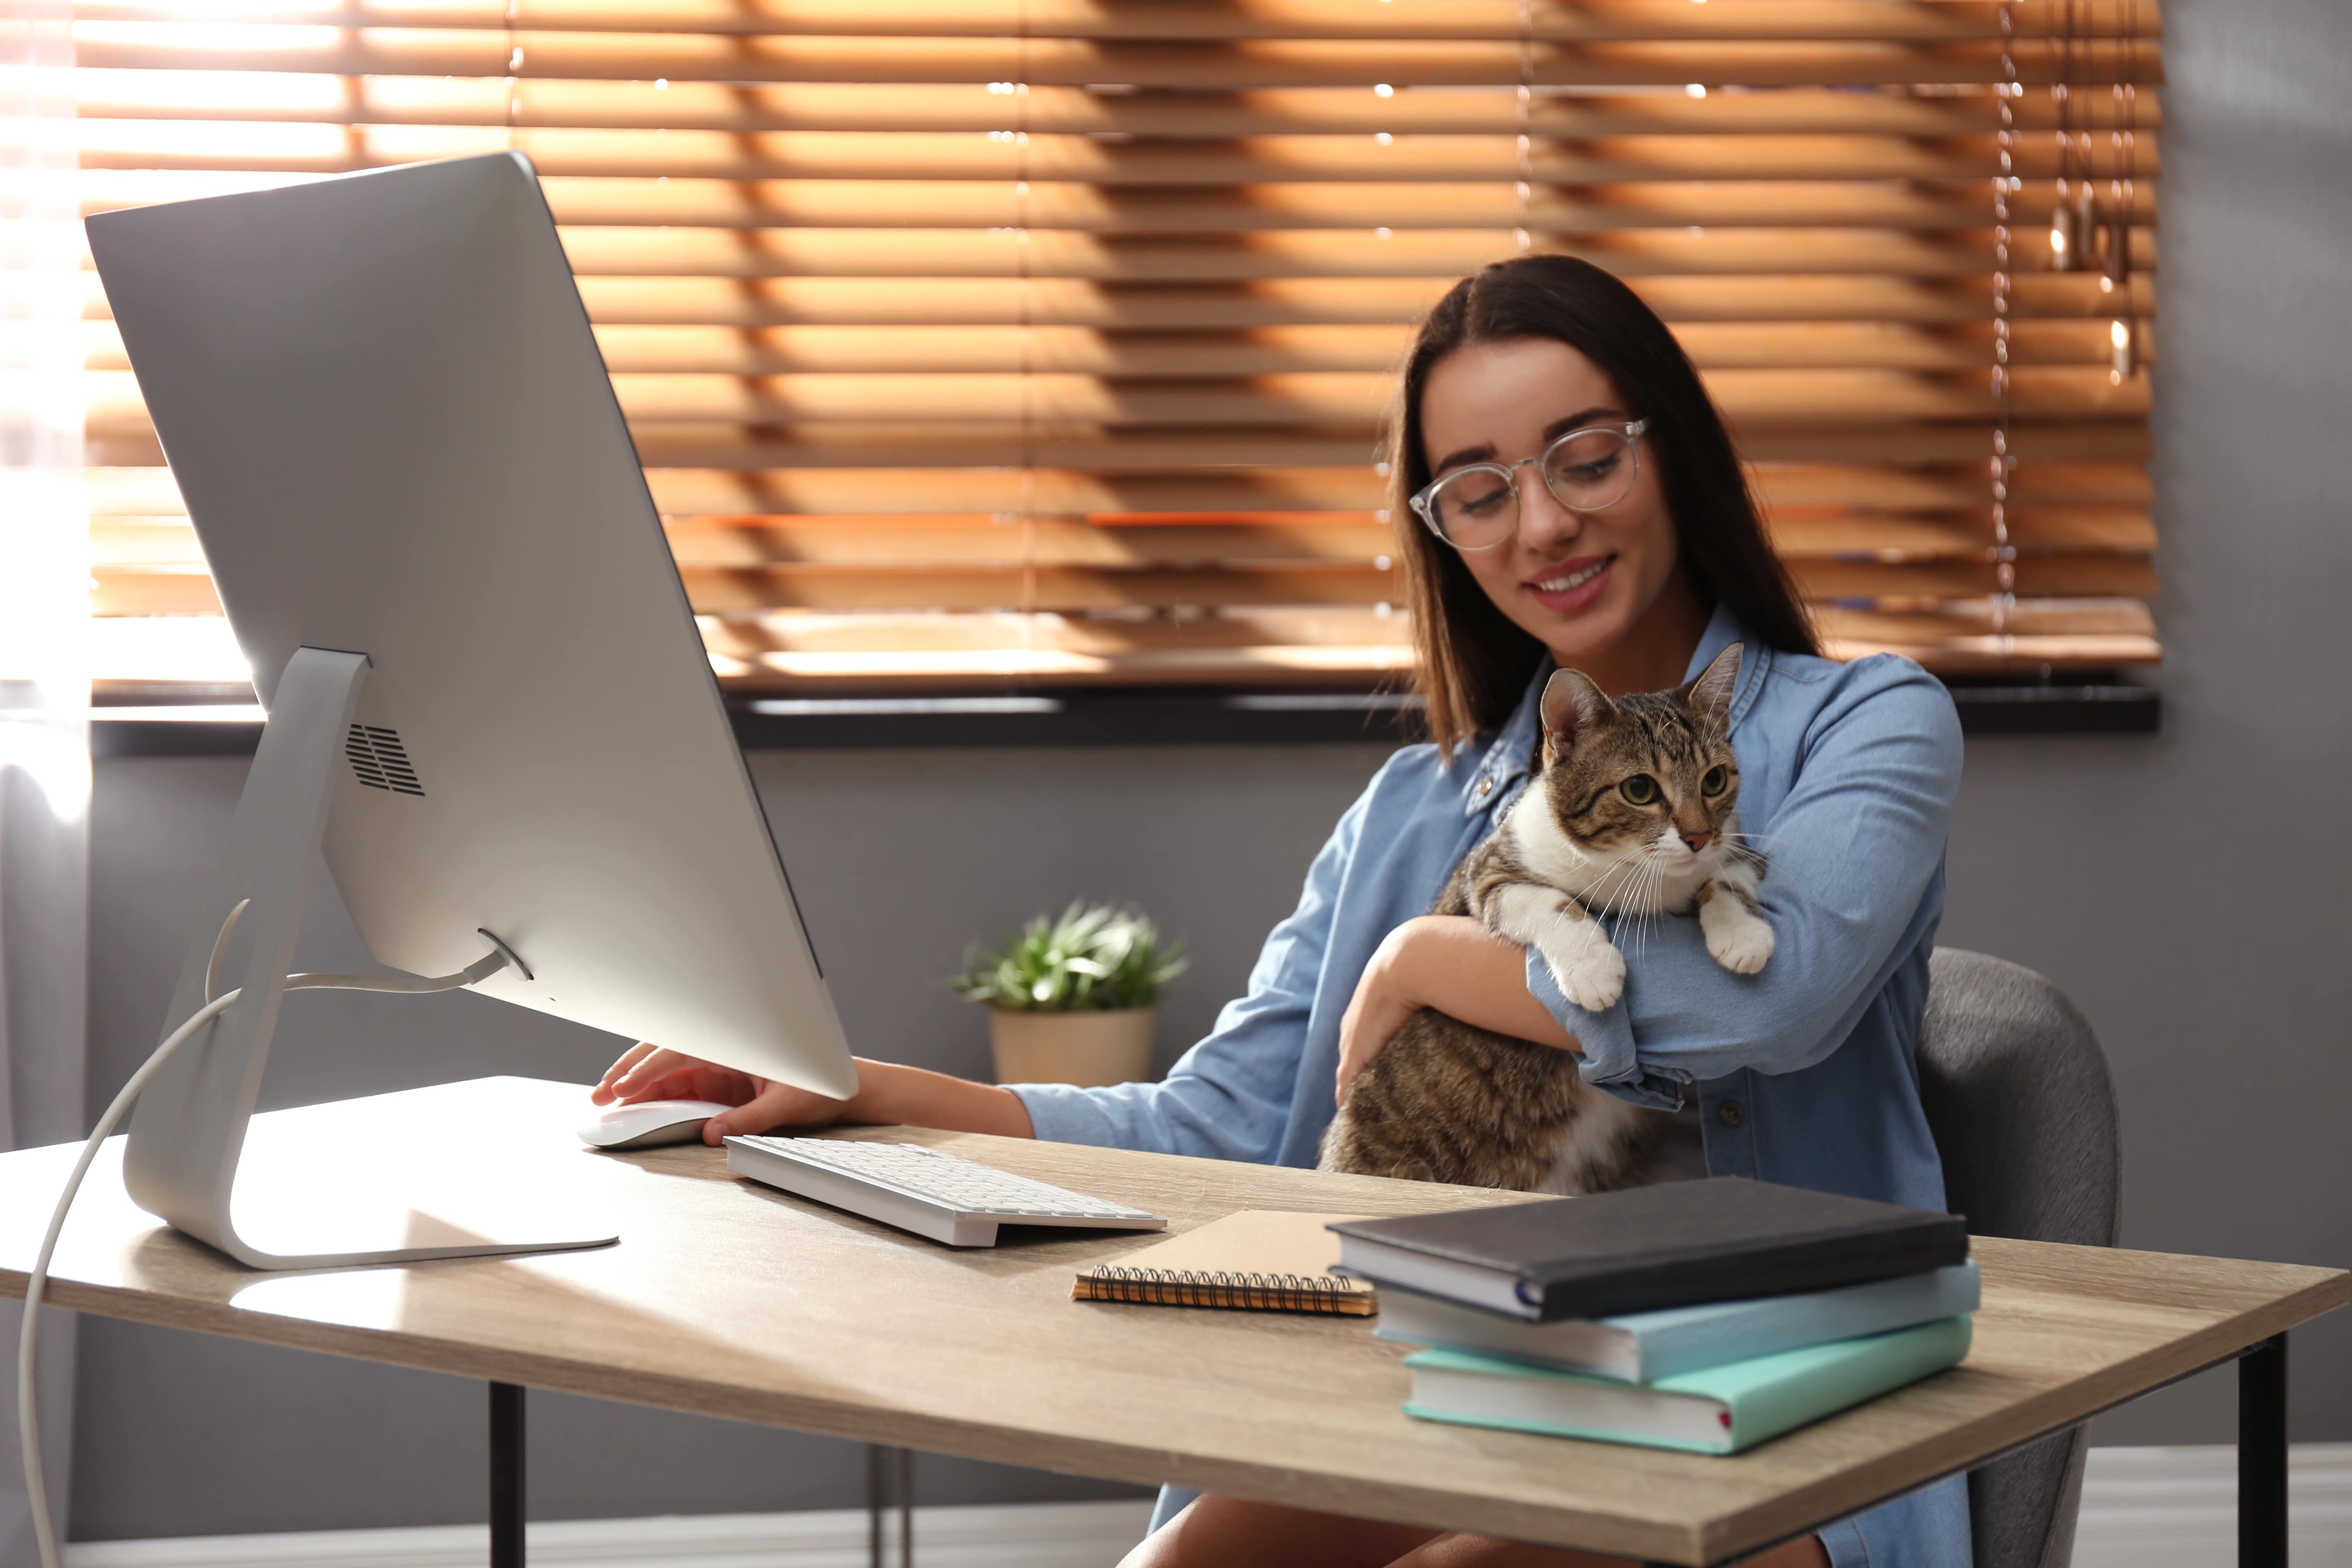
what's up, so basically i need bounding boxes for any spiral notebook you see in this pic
[1073,1209,1378,1316]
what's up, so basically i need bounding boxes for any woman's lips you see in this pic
[1522,555,1615,616]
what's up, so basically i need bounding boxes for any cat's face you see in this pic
[1537,642,1743,874]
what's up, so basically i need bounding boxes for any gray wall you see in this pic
[68,0,2352,1541]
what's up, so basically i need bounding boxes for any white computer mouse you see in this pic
[576,1098,734,1151]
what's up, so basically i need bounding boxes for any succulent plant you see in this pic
[951,902,1188,1012]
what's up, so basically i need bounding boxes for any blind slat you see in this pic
[83,318,2150,375]
[70,1,2164,45]
[552,272,2161,325]
[87,364,2153,428]
[74,76,2165,138]
[96,510,2155,573]
[71,30,2164,89]
[82,225,2158,286]
[87,428,2164,481]
[77,171,2160,233]
[83,428,2157,514]
[94,554,2159,620]
[76,124,2161,185]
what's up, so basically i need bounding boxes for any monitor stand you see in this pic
[120,646,618,1270]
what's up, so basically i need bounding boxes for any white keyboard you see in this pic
[725,1134,1168,1247]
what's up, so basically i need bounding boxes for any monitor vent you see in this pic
[345,724,425,797]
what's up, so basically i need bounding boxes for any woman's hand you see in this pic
[1336,915,1585,1107]
[1336,918,1442,1106]
[589,1044,1040,1143]
[592,1042,850,1145]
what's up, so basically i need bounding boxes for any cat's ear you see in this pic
[1688,641,1744,725]
[1540,668,1613,744]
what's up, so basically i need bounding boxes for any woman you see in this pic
[592,256,1967,1568]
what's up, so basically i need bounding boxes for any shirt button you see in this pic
[1475,777,1494,797]
[1718,1100,1745,1127]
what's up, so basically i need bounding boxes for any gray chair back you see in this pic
[1916,949,2121,1568]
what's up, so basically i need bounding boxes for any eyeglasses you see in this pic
[1407,419,1648,552]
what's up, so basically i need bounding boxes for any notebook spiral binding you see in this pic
[1075,1265,1376,1315]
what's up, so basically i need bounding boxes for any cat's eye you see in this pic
[1619,774,1659,805]
[1701,766,1728,796]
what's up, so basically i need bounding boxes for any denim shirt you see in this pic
[1013,605,1970,1568]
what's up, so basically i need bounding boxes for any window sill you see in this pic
[85,680,2156,759]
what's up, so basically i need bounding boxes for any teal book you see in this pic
[1378,1262,1980,1383]
[1402,1314,1973,1455]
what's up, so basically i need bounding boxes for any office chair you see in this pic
[1916,949,2123,1568]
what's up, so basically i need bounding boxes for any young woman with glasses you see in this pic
[593,256,1968,1568]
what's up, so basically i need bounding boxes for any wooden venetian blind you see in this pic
[76,0,2162,690]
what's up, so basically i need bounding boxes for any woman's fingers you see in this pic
[590,1041,661,1104]
[605,1046,743,1106]
[611,1047,691,1100]
[704,1078,846,1143]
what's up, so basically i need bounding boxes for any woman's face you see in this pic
[1417,337,1691,675]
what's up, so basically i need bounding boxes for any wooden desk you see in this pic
[1,1077,2342,1567]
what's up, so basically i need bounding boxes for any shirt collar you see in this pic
[1460,603,1766,820]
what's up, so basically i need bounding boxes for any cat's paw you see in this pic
[1539,925,1627,1011]
[1705,911,1775,975]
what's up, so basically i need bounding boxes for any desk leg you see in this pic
[491,1382,526,1568]
[867,1444,914,1568]
[2241,1334,2287,1568]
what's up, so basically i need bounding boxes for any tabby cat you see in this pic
[1317,642,1772,1194]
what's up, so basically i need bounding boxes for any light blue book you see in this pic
[1377,1261,1979,1383]
[1403,1314,1973,1456]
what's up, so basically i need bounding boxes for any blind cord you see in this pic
[17,904,517,1568]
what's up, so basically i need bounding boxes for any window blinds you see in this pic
[78,0,2161,690]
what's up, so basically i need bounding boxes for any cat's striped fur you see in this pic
[1317,643,1771,1194]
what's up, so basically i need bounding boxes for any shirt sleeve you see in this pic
[1008,771,1372,1163]
[1525,657,1963,1106]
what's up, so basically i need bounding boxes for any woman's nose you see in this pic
[1517,481,1584,551]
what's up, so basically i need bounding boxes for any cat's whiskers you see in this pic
[1717,826,1774,874]
[1582,853,1647,931]
[1630,853,1668,957]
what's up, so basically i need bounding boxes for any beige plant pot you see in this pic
[987,1007,1157,1088]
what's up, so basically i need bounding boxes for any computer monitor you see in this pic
[87,153,858,1268]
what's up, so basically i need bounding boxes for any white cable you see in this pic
[17,914,514,1568]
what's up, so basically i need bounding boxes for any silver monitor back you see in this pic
[88,152,858,1105]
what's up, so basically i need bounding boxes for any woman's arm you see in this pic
[1335,915,1578,1102]
[592,1045,1033,1144]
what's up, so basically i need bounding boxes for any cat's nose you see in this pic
[1682,831,1712,853]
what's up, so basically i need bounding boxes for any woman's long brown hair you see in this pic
[1392,255,1817,759]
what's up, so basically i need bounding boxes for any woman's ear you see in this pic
[1541,668,1613,744]
[1688,641,1744,725]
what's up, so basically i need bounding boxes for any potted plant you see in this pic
[951,902,1187,1088]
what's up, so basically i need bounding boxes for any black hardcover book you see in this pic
[1327,1178,1969,1323]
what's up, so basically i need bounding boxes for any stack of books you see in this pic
[1329,1178,1976,1455]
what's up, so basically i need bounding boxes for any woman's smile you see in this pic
[1521,553,1615,616]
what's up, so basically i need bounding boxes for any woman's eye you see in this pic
[1702,766,1728,795]
[1620,774,1658,805]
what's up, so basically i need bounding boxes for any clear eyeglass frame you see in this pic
[1406,418,1649,552]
